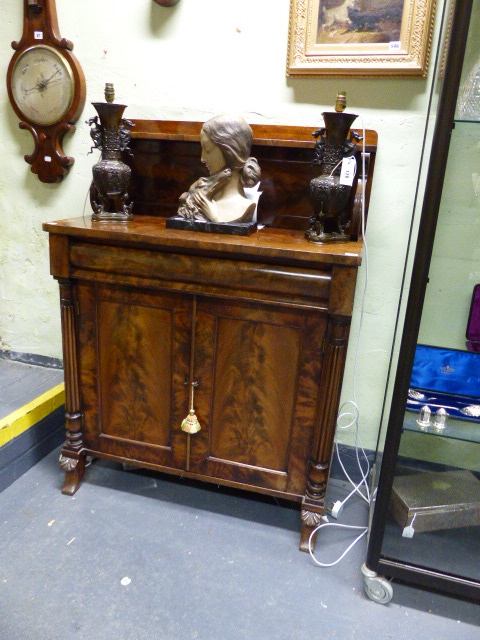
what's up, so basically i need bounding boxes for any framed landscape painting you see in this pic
[287,0,438,76]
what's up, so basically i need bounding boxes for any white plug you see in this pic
[330,500,344,519]
[402,514,417,538]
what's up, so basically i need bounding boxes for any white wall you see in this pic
[0,0,447,449]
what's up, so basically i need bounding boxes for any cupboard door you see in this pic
[76,282,192,469]
[189,297,328,497]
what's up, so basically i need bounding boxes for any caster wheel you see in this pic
[361,563,393,604]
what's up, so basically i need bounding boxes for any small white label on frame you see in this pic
[34,31,43,40]
[44,156,52,163]
[339,157,356,186]
[389,41,401,51]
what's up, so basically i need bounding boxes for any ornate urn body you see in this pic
[88,86,134,222]
[306,109,359,243]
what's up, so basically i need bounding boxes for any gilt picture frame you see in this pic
[287,0,437,77]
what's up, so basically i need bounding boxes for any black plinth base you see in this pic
[166,216,257,236]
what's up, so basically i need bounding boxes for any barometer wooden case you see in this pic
[6,0,86,183]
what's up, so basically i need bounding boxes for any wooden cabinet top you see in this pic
[43,216,363,268]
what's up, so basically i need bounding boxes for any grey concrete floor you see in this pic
[0,447,479,640]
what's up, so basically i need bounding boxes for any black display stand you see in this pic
[166,216,257,236]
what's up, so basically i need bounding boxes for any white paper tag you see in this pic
[339,157,356,186]
[34,31,43,40]
[44,156,52,163]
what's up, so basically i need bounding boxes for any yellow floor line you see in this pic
[0,383,65,448]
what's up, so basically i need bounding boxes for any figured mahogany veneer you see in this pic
[43,120,377,551]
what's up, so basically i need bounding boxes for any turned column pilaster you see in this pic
[57,277,85,495]
[300,314,351,551]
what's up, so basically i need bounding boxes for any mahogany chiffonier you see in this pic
[43,120,377,551]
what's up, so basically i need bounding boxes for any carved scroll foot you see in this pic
[299,509,324,553]
[59,453,86,496]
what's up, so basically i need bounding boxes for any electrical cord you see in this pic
[309,523,368,567]
[309,117,372,568]
[82,148,102,222]
[335,401,371,505]
[82,182,91,223]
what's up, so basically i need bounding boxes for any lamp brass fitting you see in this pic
[104,83,115,103]
[335,92,347,112]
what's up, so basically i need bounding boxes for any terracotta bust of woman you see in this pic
[177,114,261,224]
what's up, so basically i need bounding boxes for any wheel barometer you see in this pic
[6,0,86,182]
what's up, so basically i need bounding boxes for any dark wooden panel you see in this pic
[127,138,317,222]
[69,241,332,307]
[77,282,191,469]
[126,120,377,230]
[329,265,359,316]
[190,297,327,495]
[287,313,326,495]
[209,316,300,471]
[48,235,70,278]
[96,299,173,445]
[128,139,202,217]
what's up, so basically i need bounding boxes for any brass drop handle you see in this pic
[181,380,201,434]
